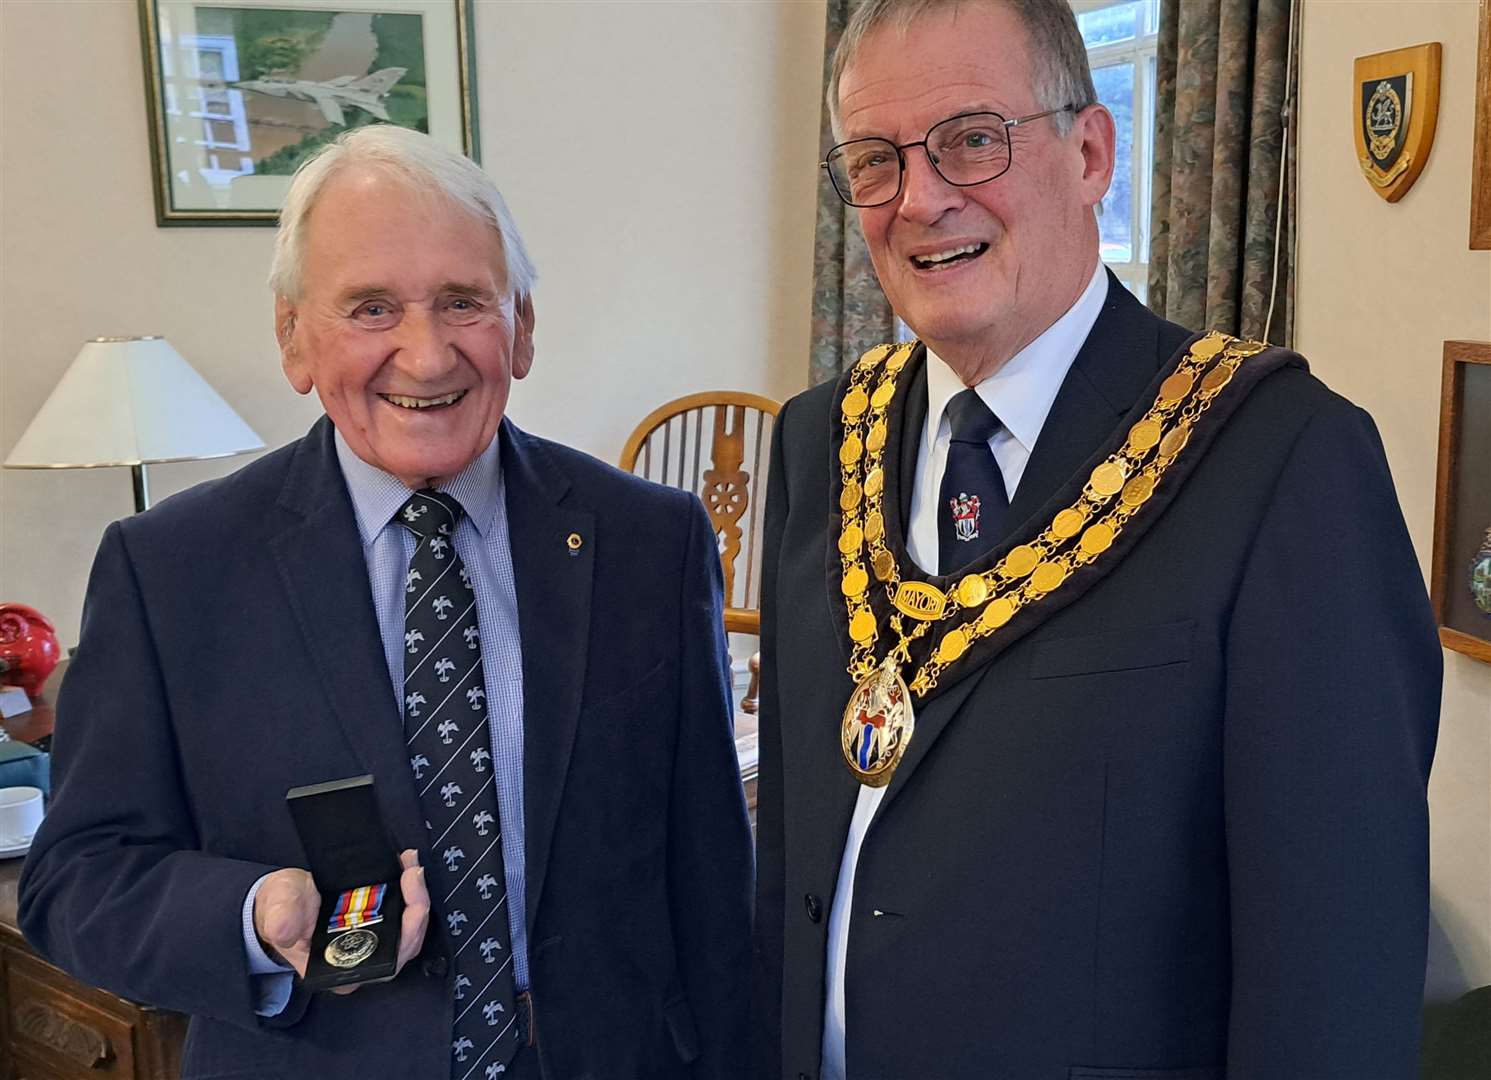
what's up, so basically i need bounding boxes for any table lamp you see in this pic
[3,336,265,512]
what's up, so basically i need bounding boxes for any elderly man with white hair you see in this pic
[21,124,753,1080]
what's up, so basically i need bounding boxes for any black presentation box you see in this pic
[285,775,404,991]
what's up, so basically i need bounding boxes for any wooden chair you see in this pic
[619,391,780,717]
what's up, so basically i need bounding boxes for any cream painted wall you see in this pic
[0,0,827,644]
[1296,0,1491,1000]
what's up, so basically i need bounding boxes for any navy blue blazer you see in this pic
[21,417,753,1080]
[753,282,1441,1079]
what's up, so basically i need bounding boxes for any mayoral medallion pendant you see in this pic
[841,660,915,788]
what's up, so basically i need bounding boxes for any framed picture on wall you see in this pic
[1472,0,1490,248]
[1431,341,1491,664]
[138,0,477,225]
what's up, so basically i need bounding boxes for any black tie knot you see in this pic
[945,388,1001,445]
[396,489,464,539]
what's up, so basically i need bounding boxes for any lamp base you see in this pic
[131,464,150,514]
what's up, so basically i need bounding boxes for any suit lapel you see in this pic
[268,418,426,849]
[896,348,929,531]
[1006,275,1170,528]
[498,422,594,936]
[1001,369,1123,531]
[785,669,864,895]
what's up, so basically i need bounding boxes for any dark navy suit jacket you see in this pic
[753,281,1441,1079]
[21,417,753,1080]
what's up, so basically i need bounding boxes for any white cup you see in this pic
[0,786,43,847]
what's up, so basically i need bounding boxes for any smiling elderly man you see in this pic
[21,125,752,1080]
[752,2,1441,1078]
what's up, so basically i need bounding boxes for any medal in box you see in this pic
[285,775,404,991]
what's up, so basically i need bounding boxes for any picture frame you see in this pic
[1431,341,1491,664]
[137,0,477,226]
[1472,0,1491,248]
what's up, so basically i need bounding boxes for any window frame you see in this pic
[1072,0,1159,301]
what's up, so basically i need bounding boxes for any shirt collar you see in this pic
[334,428,504,547]
[924,262,1109,456]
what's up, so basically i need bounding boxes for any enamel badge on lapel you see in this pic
[1354,42,1441,202]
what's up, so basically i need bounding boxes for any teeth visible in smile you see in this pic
[382,391,465,409]
[912,243,986,268]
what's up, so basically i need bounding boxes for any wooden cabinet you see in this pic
[0,656,188,1079]
[0,861,187,1080]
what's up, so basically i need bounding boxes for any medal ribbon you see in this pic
[328,883,387,932]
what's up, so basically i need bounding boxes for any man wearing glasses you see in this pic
[752,1,1439,1078]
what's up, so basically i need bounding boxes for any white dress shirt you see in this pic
[820,263,1108,1080]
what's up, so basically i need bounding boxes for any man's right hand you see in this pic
[252,850,429,990]
[252,866,320,978]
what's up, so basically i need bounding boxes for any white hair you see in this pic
[828,0,1097,138]
[267,125,536,301]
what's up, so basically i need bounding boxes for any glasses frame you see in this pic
[821,106,1077,208]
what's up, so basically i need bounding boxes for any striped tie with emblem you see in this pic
[398,490,518,1078]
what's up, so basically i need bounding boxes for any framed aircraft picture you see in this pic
[138,0,477,225]
[1431,341,1491,665]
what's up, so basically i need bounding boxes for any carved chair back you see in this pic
[619,392,781,636]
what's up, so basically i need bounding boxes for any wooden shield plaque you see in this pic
[1354,42,1441,202]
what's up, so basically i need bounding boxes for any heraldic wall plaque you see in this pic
[1354,42,1442,202]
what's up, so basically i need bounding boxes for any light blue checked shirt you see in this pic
[244,429,529,1014]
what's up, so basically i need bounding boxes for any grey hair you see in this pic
[267,125,536,301]
[827,0,1097,137]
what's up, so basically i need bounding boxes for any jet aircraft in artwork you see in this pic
[233,67,407,126]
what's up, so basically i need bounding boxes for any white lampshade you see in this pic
[4,337,264,469]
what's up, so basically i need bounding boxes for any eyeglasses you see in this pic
[821,107,1076,208]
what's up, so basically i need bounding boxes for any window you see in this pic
[181,35,253,160]
[1072,0,1160,303]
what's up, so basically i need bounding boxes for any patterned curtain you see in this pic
[1149,0,1299,346]
[808,0,897,387]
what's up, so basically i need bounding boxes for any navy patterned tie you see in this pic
[398,490,518,1077]
[937,388,1009,574]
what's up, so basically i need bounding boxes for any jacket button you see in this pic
[804,893,823,923]
[799,1073,811,1079]
[422,956,449,978]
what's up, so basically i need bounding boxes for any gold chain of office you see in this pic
[833,331,1267,786]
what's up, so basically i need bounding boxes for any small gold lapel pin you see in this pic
[566,532,583,556]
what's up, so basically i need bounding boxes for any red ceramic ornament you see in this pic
[0,604,61,698]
